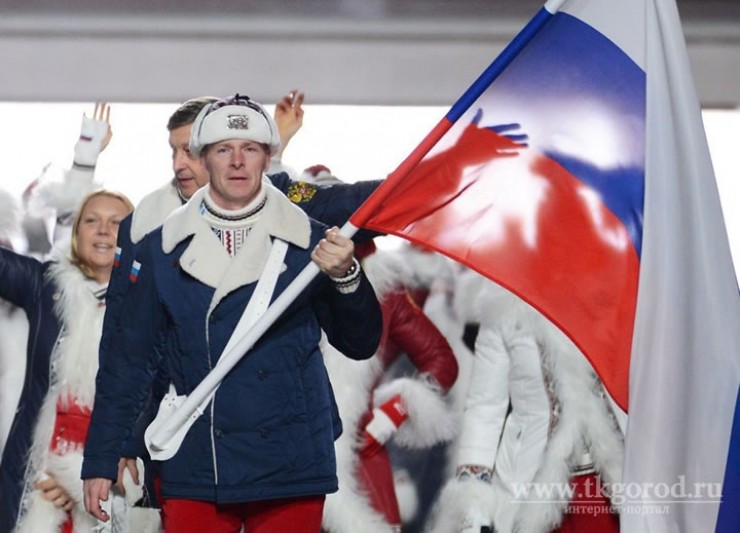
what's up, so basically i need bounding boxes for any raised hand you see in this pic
[454,108,529,165]
[92,102,113,152]
[74,102,112,167]
[273,90,305,158]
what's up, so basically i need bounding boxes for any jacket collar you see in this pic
[130,181,183,244]
[161,180,311,304]
[46,256,106,406]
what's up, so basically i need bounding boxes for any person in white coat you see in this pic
[429,274,623,533]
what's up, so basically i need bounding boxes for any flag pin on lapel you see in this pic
[114,246,122,268]
[130,260,141,283]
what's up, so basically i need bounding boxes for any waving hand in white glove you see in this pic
[73,102,112,168]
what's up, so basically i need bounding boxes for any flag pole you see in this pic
[349,1,564,229]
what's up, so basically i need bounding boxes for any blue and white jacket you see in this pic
[81,183,382,503]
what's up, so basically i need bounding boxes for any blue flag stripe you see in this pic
[446,7,554,123]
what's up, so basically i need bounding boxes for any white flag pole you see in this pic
[544,0,566,14]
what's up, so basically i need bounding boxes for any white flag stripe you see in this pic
[623,0,740,531]
[562,0,645,71]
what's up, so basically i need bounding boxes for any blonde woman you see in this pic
[0,190,146,533]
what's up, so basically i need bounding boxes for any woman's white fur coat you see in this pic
[14,258,157,533]
[428,277,624,533]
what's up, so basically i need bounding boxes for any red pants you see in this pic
[160,495,325,533]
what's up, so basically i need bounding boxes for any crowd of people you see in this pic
[0,91,626,533]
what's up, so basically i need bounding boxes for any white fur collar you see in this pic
[161,181,311,309]
[130,181,183,244]
[18,258,107,530]
[46,256,106,407]
[362,250,415,301]
[321,340,392,532]
[472,278,538,331]
[512,321,625,532]
[474,282,624,531]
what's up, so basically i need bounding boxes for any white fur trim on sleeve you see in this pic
[27,165,99,219]
[394,469,420,524]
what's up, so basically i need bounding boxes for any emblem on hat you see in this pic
[227,115,249,130]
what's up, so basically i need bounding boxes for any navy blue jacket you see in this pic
[82,185,382,503]
[101,174,380,388]
[0,251,62,533]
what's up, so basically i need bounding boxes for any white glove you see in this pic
[73,112,110,167]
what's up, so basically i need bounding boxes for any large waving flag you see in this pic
[349,0,740,530]
[353,1,644,411]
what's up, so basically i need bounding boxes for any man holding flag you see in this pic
[81,94,383,532]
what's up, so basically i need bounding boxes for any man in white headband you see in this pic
[81,94,383,533]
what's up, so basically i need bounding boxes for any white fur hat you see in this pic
[189,94,281,156]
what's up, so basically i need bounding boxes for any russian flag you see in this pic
[129,260,141,283]
[350,0,740,530]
